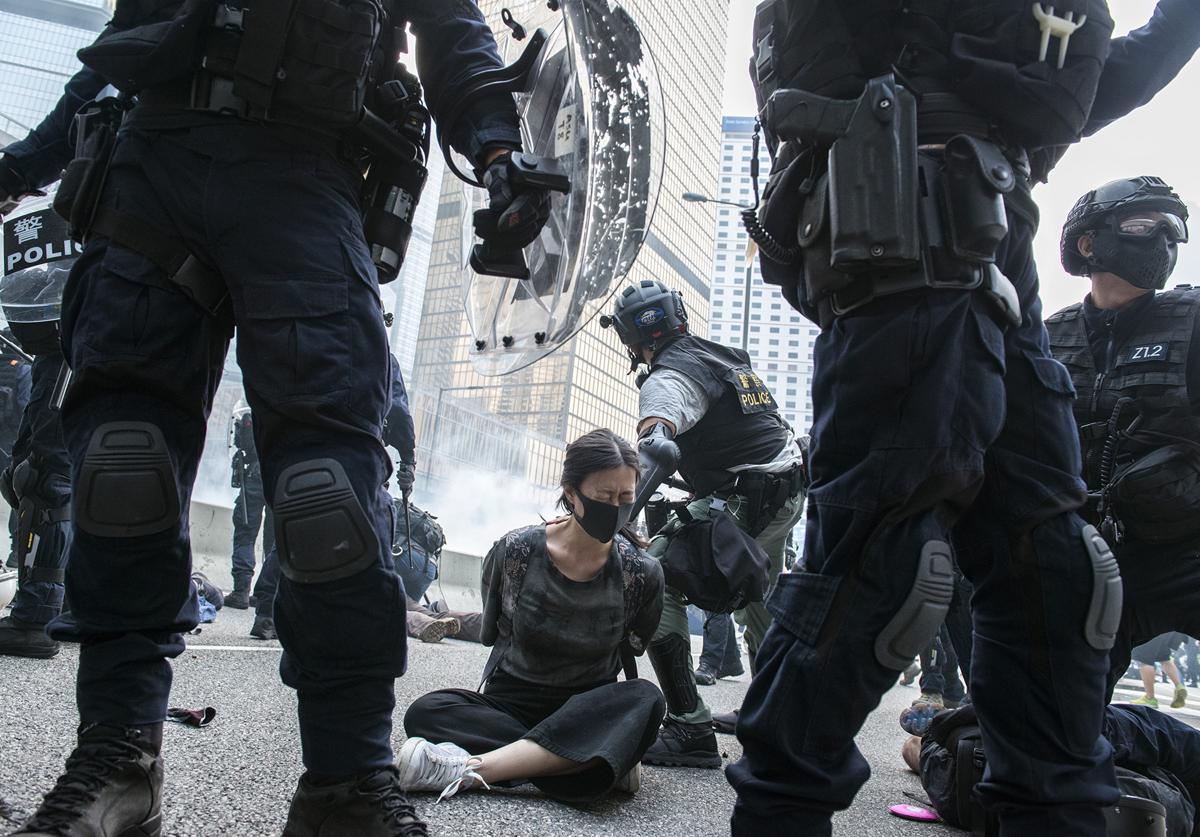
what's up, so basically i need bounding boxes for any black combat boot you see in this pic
[249,615,277,640]
[0,616,60,659]
[644,633,721,768]
[223,589,250,610]
[642,718,722,768]
[282,766,428,837]
[12,722,163,836]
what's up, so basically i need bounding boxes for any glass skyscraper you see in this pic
[708,115,817,437]
[0,0,108,142]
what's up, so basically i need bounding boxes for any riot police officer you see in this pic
[0,199,72,660]
[0,332,31,476]
[1047,176,1200,697]
[605,280,805,768]
[731,1,1200,834]
[0,333,32,567]
[227,403,272,609]
[0,2,551,835]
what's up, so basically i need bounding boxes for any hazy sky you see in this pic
[720,0,1200,317]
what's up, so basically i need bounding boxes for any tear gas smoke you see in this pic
[409,467,558,557]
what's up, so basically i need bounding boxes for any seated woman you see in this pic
[399,429,666,803]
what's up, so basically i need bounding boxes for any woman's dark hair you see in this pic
[557,429,644,546]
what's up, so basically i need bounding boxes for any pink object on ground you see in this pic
[889,803,940,822]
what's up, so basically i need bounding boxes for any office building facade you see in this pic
[0,0,108,142]
[708,115,817,437]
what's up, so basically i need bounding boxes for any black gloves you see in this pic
[472,152,553,251]
[0,157,30,218]
[0,465,16,510]
[395,460,416,497]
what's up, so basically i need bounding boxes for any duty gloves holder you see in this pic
[436,27,570,279]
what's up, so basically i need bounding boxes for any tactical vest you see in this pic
[1046,288,1200,492]
[752,0,1114,149]
[648,335,791,496]
[85,0,405,127]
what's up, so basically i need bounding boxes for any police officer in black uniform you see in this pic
[0,205,72,661]
[1048,176,1200,696]
[0,333,32,567]
[731,1,1200,834]
[0,333,31,476]
[0,2,551,834]
[227,404,272,609]
[605,280,805,768]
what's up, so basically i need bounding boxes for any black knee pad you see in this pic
[1104,794,1166,837]
[75,422,180,537]
[1082,525,1123,651]
[272,458,379,584]
[648,632,700,716]
[874,540,955,670]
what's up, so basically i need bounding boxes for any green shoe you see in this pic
[1131,695,1159,708]
[1172,686,1188,709]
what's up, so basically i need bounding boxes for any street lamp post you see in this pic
[683,191,756,352]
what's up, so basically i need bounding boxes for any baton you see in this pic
[0,333,32,364]
[401,491,420,572]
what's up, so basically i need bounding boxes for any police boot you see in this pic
[224,585,250,610]
[282,766,428,837]
[12,722,163,837]
[249,615,277,641]
[0,615,60,659]
[643,634,721,768]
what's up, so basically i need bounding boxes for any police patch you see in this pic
[728,366,775,415]
[636,307,666,327]
[1122,343,1168,365]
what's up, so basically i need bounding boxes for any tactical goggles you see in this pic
[1114,212,1189,243]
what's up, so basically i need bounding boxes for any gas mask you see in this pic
[1087,212,1188,291]
[572,491,634,543]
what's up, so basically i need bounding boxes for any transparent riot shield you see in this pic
[462,0,664,376]
[0,192,74,326]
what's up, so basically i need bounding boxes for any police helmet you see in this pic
[1060,176,1189,284]
[603,279,688,354]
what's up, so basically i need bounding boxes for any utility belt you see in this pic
[759,75,1032,331]
[712,462,804,538]
[58,1,429,291]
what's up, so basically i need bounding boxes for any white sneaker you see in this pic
[396,737,488,802]
[614,763,640,795]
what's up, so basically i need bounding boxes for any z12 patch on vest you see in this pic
[1122,343,1168,365]
[729,366,775,414]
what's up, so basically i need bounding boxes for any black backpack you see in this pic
[392,501,446,562]
[660,508,770,614]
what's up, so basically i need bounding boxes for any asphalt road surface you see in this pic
[0,608,1195,836]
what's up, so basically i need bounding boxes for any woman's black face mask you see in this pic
[573,491,634,543]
